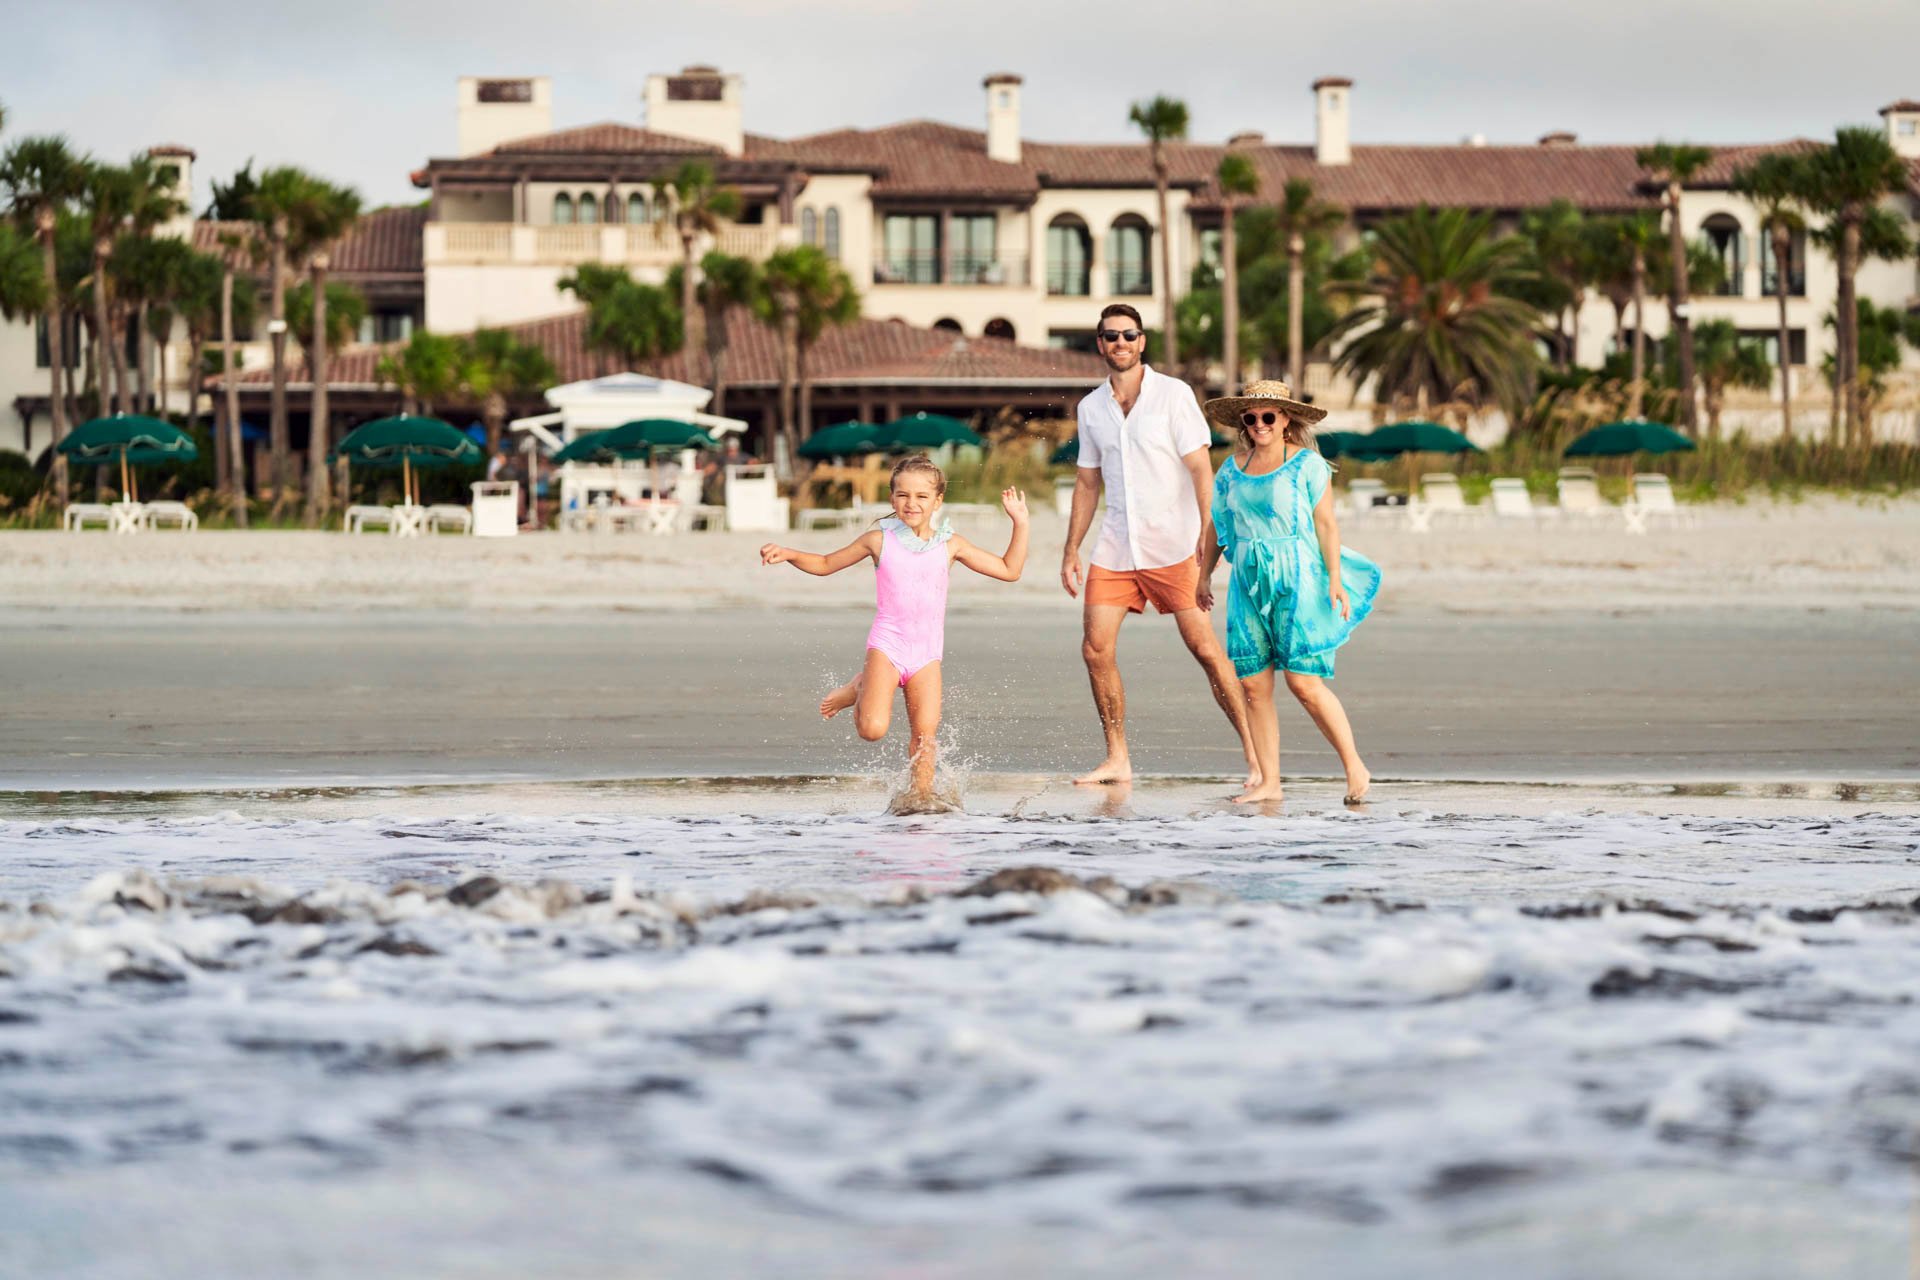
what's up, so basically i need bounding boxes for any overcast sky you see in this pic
[5,0,1917,210]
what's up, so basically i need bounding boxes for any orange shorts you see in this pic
[1087,558,1201,615]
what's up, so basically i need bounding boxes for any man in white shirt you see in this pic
[1060,304,1256,787]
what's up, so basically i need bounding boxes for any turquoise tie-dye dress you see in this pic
[1213,448,1382,680]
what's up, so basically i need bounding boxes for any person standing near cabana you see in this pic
[1198,381,1381,805]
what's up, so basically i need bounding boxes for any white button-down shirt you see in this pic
[1075,364,1213,571]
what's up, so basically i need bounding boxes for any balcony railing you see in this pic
[1760,268,1807,297]
[872,251,1030,287]
[1108,265,1154,296]
[426,221,784,269]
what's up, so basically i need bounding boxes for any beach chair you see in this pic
[109,501,145,535]
[1417,473,1477,527]
[426,504,473,535]
[1488,477,1538,521]
[345,505,395,534]
[1552,468,1607,522]
[795,506,857,531]
[64,503,113,532]
[1624,474,1692,535]
[142,501,198,532]
[1345,478,1387,521]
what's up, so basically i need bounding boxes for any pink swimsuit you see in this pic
[865,523,951,686]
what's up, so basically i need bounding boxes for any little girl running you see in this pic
[759,454,1028,800]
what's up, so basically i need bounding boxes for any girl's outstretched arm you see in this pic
[951,487,1029,581]
[760,529,881,576]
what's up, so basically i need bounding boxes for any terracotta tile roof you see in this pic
[1688,138,1827,187]
[1880,100,1920,115]
[190,204,425,276]
[749,121,1038,197]
[1177,144,1658,213]
[214,308,1106,392]
[490,123,722,155]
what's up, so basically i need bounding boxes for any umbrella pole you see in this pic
[404,456,413,507]
[120,448,131,504]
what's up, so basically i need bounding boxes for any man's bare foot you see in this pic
[1233,780,1284,805]
[1074,757,1133,785]
[819,681,858,719]
[1343,764,1372,805]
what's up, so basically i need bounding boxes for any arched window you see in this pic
[578,192,600,225]
[801,208,818,246]
[1108,215,1153,296]
[1701,213,1743,297]
[1046,215,1091,297]
[933,317,963,333]
[552,193,575,225]
[983,318,1015,341]
[1759,225,1806,298]
[654,193,672,224]
[824,208,841,261]
[626,192,651,224]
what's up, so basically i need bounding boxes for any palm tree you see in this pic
[290,273,365,518]
[460,328,556,454]
[1517,199,1587,370]
[587,278,682,373]
[1214,153,1258,396]
[375,332,466,417]
[666,161,741,380]
[111,235,195,415]
[2,135,89,501]
[1328,205,1540,417]
[758,245,858,467]
[1799,127,1912,446]
[559,262,641,375]
[1690,319,1771,439]
[168,247,225,456]
[1729,153,1809,436]
[288,180,359,524]
[1823,299,1920,424]
[208,164,260,521]
[669,250,760,417]
[1635,142,1714,429]
[1272,178,1346,388]
[119,155,185,413]
[1128,96,1188,368]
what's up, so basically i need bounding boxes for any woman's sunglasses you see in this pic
[1097,328,1144,343]
[1241,411,1284,427]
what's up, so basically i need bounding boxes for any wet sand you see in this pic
[0,604,1914,792]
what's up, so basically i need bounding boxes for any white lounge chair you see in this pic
[142,501,198,532]
[345,505,395,534]
[1624,474,1692,535]
[1552,468,1607,521]
[1345,478,1387,521]
[425,504,473,535]
[1417,473,1478,526]
[1489,477,1539,521]
[64,503,113,532]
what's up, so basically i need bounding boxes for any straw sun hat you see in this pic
[1203,379,1328,430]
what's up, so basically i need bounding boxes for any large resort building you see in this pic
[6,67,1920,460]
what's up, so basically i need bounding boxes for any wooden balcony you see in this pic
[426,221,785,269]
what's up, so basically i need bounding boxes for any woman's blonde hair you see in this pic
[889,453,947,496]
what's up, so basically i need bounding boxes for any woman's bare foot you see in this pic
[819,681,858,719]
[1074,755,1133,785]
[1343,764,1372,805]
[1244,760,1262,789]
[1233,780,1283,805]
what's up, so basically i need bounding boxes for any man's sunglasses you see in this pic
[1241,411,1284,427]
[1097,328,1144,343]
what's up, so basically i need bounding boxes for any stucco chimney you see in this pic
[457,77,553,157]
[1538,131,1577,148]
[146,145,196,240]
[1227,130,1265,149]
[985,73,1023,164]
[644,66,745,157]
[1880,100,1920,159]
[1313,77,1352,166]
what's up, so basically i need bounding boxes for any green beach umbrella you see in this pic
[553,419,720,464]
[57,414,198,503]
[1313,430,1374,460]
[876,412,985,451]
[798,421,885,460]
[1360,420,1481,457]
[1564,420,1696,458]
[331,415,480,505]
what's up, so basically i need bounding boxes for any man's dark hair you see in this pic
[1097,303,1143,331]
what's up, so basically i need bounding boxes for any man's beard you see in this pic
[1103,347,1139,373]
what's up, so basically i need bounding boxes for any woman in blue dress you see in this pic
[1198,381,1381,805]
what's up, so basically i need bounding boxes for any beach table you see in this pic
[391,504,428,538]
[109,501,146,535]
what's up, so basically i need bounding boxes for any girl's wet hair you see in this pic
[889,453,947,497]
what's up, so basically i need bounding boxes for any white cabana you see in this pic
[510,373,749,519]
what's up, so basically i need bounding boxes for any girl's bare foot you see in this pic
[819,681,858,719]
[1343,764,1372,805]
[1233,780,1283,805]
[1074,756,1133,785]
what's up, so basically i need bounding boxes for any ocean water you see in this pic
[2,782,1918,1278]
